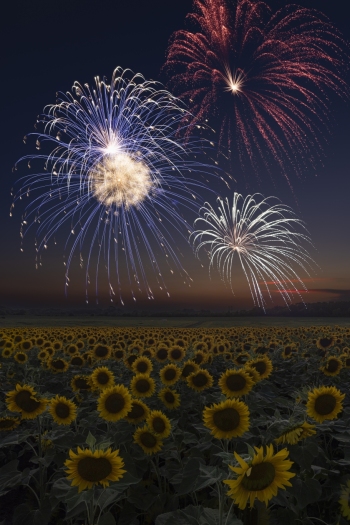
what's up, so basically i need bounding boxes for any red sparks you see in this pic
[164,0,349,185]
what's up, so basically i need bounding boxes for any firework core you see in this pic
[91,152,154,208]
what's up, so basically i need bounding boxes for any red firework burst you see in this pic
[164,0,349,185]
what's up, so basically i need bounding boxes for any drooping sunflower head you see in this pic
[146,410,171,438]
[49,395,77,425]
[186,369,213,392]
[0,417,20,432]
[219,369,254,398]
[48,357,69,373]
[132,356,153,375]
[65,446,126,492]
[97,384,132,422]
[203,398,250,439]
[224,444,295,510]
[130,374,156,398]
[158,388,181,410]
[133,426,163,455]
[306,385,345,423]
[275,421,316,445]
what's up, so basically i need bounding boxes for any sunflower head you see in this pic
[125,399,150,424]
[6,384,47,419]
[146,410,171,438]
[320,356,343,376]
[187,369,213,392]
[160,364,182,386]
[168,345,186,362]
[132,356,153,375]
[224,444,295,510]
[130,374,156,398]
[246,356,273,380]
[14,352,28,364]
[65,447,126,492]
[71,375,92,392]
[219,369,254,398]
[158,388,180,410]
[133,426,163,455]
[0,417,20,432]
[203,398,250,439]
[306,385,345,423]
[49,395,77,425]
[91,367,115,390]
[97,384,132,422]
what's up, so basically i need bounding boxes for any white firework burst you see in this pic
[192,192,315,310]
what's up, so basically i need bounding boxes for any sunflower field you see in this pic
[0,325,349,525]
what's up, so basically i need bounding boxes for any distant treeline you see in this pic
[1,301,350,317]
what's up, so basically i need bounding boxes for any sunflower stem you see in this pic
[36,416,45,508]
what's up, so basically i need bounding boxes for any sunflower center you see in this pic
[235,355,248,364]
[164,369,176,381]
[194,353,204,364]
[140,431,157,449]
[74,378,90,389]
[136,362,149,373]
[212,407,240,431]
[164,391,175,404]
[241,462,276,491]
[97,372,110,385]
[52,359,65,369]
[71,357,83,366]
[157,349,168,360]
[251,361,266,375]
[55,402,70,419]
[314,394,337,415]
[77,457,112,482]
[192,372,208,387]
[152,417,166,434]
[171,349,182,360]
[226,374,246,391]
[17,354,26,362]
[104,393,125,413]
[326,359,340,373]
[115,350,124,359]
[128,403,145,419]
[319,337,333,348]
[15,391,41,413]
[94,346,109,358]
[135,379,151,393]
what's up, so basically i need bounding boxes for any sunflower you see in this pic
[146,410,171,438]
[224,444,295,510]
[181,360,199,380]
[244,366,260,384]
[6,384,47,419]
[158,388,181,410]
[49,395,77,425]
[203,399,250,439]
[125,399,150,424]
[186,369,213,392]
[193,350,207,365]
[69,354,85,367]
[48,357,69,373]
[20,340,33,351]
[339,480,350,520]
[91,344,112,360]
[159,364,182,386]
[275,421,316,445]
[71,375,92,392]
[317,336,334,350]
[219,369,254,398]
[168,345,186,362]
[320,356,343,376]
[132,356,153,375]
[65,447,125,492]
[133,426,163,455]
[91,367,115,390]
[130,374,156,398]
[97,385,132,422]
[234,352,250,366]
[2,348,13,358]
[0,417,20,432]
[124,354,138,370]
[306,385,345,423]
[37,349,50,361]
[14,352,28,364]
[113,348,125,360]
[246,356,273,380]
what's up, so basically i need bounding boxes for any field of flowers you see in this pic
[0,325,349,525]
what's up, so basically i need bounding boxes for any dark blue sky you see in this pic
[1,0,349,310]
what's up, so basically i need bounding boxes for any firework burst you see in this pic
[164,0,349,184]
[191,192,315,310]
[11,67,218,304]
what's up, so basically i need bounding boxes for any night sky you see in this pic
[1,0,349,311]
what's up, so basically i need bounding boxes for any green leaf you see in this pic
[288,477,322,510]
[155,504,243,525]
[86,431,97,448]
[169,458,225,495]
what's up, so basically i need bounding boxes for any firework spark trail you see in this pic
[11,67,219,304]
[164,0,349,184]
[191,192,315,311]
